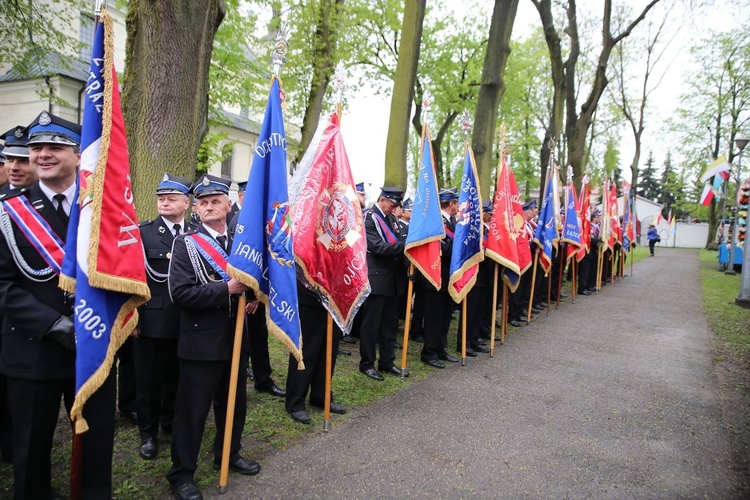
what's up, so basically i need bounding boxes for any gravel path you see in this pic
[210,249,743,499]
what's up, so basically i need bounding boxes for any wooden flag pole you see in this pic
[610,250,615,284]
[501,281,508,345]
[556,244,565,309]
[219,294,247,493]
[460,299,468,366]
[323,314,333,432]
[400,264,416,381]
[596,246,603,291]
[630,246,634,277]
[527,252,539,323]
[490,263,499,356]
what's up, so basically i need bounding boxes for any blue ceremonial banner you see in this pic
[59,11,149,433]
[534,171,560,275]
[227,78,303,367]
[622,191,631,251]
[404,126,444,290]
[562,183,581,256]
[448,148,484,303]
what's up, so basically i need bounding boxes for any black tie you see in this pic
[173,224,181,236]
[53,194,68,224]
[216,235,227,251]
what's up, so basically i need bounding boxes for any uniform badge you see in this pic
[158,225,166,234]
[39,111,51,125]
[166,252,171,259]
[162,173,170,182]
[202,176,210,186]
[14,128,23,138]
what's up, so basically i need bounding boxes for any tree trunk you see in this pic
[294,0,345,165]
[123,0,225,221]
[383,0,426,188]
[471,0,520,199]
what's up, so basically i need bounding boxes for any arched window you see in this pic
[221,144,233,178]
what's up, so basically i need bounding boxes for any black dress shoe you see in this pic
[257,383,285,398]
[471,344,490,354]
[393,341,402,349]
[338,347,352,356]
[438,353,459,363]
[538,302,548,308]
[518,316,530,323]
[139,437,157,460]
[380,365,409,377]
[213,456,261,475]
[509,320,523,328]
[289,410,311,424]
[411,334,425,343]
[559,293,568,299]
[459,348,478,357]
[341,335,357,344]
[424,359,445,369]
[476,339,488,346]
[246,368,254,379]
[171,482,203,500]
[578,289,592,296]
[311,402,347,414]
[360,367,384,381]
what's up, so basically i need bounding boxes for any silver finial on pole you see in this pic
[332,63,346,107]
[459,110,472,140]
[422,90,432,130]
[271,23,291,78]
[567,166,573,184]
[94,0,104,17]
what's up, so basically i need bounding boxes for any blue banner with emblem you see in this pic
[533,170,560,275]
[226,78,303,367]
[448,148,483,303]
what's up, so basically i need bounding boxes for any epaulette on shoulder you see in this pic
[139,219,154,227]
[0,187,30,202]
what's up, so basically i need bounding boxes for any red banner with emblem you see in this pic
[288,113,370,334]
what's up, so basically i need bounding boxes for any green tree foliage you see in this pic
[668,22,750,245]
[638,150,660,201]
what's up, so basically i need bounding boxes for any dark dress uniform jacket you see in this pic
[138,218,183,339]
[168,225,237,361]
[364,205,406,296]
[0,184,74,379]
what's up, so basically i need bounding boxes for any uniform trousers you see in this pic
[8,368,116,500]
[420,287,453,362]
[117,336,137,416]
[409,281,426,337]
[167,355,247,486]
[457,286,483,351]
[134,336,178,439]
[246,305,275,390]
[285,302,341,413]
[359,294,398,372]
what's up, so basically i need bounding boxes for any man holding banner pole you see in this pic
[167,174,260,500]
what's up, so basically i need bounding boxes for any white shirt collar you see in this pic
[202,224,227,241]
[38,182,76,215]
[161,216,184,233]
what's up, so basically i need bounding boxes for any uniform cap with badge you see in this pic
[236,181,248,192]
[438,187,459,202]
[355,182,366,194]
[26,111,82,147]
[379,186,404,207]
[156,173,192,196]
[522,200,537,211]
[402,198,413,211]
[1,126,29,158]
[190,173,231,198]
[481,200,494,214]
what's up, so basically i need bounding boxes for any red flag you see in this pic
[288,113,370,334]
[608,181,621,246]
[575,176,591,262]
[486,153,530,292]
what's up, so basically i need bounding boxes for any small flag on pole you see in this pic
[59,10,150,433]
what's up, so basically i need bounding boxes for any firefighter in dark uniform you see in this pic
[285,285,346,424]
[0,125,32,464]
[358,187,407,381]
[421,188,461,368]
[0,111,117,498]
[133,173,192,460]
[167,174,259,500]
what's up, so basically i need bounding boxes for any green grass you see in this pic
[699,249,750,357]
[1,246,745,498]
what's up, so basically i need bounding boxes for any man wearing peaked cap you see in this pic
[0,125,36,195]
[132,173,192,460]
[420,187,460,368]
[226,180,245,225]
[0,110,117,498]
[167,172,261,499]
[358,186,408,381]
